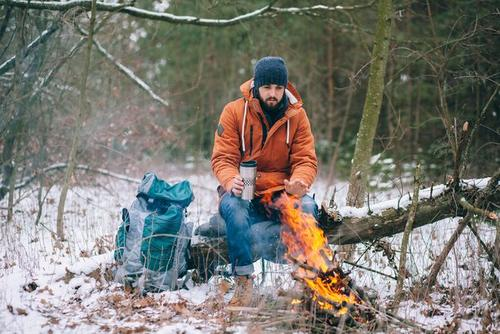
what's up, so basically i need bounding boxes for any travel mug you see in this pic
[240,160,257,200]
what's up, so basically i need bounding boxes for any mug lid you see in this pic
[240,160,257,167]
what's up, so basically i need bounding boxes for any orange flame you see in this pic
[262,192,361,314]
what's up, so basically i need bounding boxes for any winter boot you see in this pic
[228,275,254,307]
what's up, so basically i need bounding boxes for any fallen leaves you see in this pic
[169,300,189,315]
[6,305,28,316]
[132,296,156,309]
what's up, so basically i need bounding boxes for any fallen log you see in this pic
[321,189,464,245]
[188,176,499,279]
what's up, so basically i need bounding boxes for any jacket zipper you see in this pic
[249,125,254,156]
[257,113,267,149]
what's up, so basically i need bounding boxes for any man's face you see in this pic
[258,84,285,108]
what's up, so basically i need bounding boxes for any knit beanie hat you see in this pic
[253,56,288,90]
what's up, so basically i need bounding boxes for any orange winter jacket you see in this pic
[211,79,318,195]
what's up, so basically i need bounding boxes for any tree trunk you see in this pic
[347,0,393,208]
[56,0,97,240]
[2,8,26,210]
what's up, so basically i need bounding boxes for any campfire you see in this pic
[263,192,365,318]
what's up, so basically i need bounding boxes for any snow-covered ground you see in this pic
[0,167,498,333]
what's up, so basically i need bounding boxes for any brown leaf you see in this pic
[15,307,28,316]
[108,293,124,305]
[218,279,231,295]
[170,301,189,315]
[132,296,156,309]
[487,212,498,221]
[80,250,90,258]
[62,268,75,284]
[87,268,102,281]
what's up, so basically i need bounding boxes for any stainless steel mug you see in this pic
[240,160,257,200]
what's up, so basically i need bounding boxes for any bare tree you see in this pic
[56,0,97,240]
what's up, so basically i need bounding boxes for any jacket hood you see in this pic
[239,78,303,109]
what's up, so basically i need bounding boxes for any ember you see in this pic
[263,192,362,316]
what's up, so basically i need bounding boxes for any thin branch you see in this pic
[460,86,499,177]
[393,163,421,308]
[0,0,374,27]
[15,163,141,189]
[467,222,500,271]
[343,259,397,280]
[0,5,13,41]
[0,20,59,76]
[92,38,169,108]
[459,197,498,221]
[13,163,215,192]
[30,7,124,98]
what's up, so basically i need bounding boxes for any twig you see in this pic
[393,163,421,308]
[458,197,498,221]
[467,222,500,271]
[13,162,215,192]
[0,20,59,76]
[426,211,472,290]
[92,38,169,108]
[28,8,122,101]
[460,87,499,177]
[383,310,432,333]
[343,260,397,280]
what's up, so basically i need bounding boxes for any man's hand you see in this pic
[227,175,244,197]
[284,179,309,197]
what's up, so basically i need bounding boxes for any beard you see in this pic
[262,96,281,109]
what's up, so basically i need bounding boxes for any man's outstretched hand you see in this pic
[284,179,309,197]
[227,175,244,197]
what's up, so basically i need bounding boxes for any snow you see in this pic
[339,183,447,217]
[339,177,492,218]
[0,167,498,333]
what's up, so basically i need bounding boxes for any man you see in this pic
[211,56,318,306]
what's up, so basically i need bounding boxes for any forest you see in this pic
[0,1,498,333]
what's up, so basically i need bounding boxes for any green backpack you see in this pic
[114,172,194,291]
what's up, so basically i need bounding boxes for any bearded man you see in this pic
[211,56,318,306]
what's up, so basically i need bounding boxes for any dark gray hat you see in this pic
[253,56,288,90]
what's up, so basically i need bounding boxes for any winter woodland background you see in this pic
[0,1,498,333]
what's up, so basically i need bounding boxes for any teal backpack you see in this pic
[114,172,194,291]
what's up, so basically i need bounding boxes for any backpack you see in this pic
[114,172,194,292]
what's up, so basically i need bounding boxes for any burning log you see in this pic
[262,192,366,320]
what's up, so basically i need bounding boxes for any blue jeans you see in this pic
[219,192,319,276]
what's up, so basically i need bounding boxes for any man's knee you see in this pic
[301,195,318,219]
[219,194,248,215]
[219,193,250,228]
